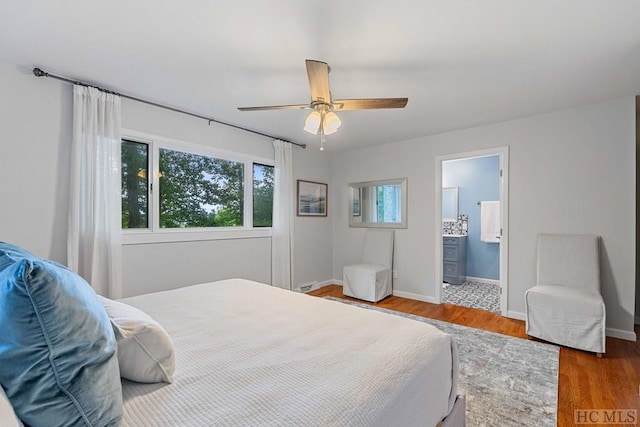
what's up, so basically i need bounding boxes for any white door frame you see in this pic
[434,146,509,316]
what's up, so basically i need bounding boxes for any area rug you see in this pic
[443,280,501,313]
[324,296,559,426]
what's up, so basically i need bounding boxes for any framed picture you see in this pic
[297,180,328,217]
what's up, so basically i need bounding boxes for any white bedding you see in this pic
[119,279,458,427]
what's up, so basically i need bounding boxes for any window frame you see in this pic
[252,162,275,228]
[121,138,151,230]
[121,129,273,245]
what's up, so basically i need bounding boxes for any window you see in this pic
[121,139,149,229]
[120,134,274,239]
[158,148,244,228]
[253,163,274,227]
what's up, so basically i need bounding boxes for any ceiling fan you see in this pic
[238,60,408,151]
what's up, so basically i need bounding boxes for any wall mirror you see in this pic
[348,178,407,228]
[442,187,458,221]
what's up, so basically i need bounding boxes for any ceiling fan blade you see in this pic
[332,98,408,111]
[306,60,331,104]
[238,104,310,111]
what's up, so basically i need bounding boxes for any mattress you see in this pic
[119,279,458,427]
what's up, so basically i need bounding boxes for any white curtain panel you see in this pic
[271,140,294,290]
[68,85,123,298]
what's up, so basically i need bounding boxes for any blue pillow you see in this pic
[0,241,39,273]
[0,259,123,427]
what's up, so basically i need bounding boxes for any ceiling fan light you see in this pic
[324,111,342,133]
[304,110,321,134]
[323,126,338,135]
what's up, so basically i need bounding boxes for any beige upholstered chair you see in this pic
[343,230,394,302]
[525,234,605,355]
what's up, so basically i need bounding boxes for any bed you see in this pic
[1,242,463,426]
[117,278,464,427]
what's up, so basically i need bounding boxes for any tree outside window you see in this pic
[121,139,148,229]
[253,163,274,227]
[121,139,273,230]
[159,148,244,228]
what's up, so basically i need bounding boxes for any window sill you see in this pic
[122,228,272,245]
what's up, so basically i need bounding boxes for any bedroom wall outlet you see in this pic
[393,270,398,279]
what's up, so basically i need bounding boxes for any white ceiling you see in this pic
[2,1,640,152]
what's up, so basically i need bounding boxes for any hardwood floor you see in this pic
[308,285,640,426]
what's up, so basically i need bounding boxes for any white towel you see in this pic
[480,201,500,243]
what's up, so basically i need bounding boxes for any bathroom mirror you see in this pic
[442,187,458,221]
[348,178,407,228]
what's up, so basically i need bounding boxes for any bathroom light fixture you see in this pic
[303,104,342,151]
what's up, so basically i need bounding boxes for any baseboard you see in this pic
[466,276,500,286]
[605,327,637,342]
[506,310,526,321]
[332,281,437,305]
[392,290,439,304]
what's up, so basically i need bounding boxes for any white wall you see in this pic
[332,97,636,337]
[293,148,333,289]
[0,62,333,297]
[121,238,271,296]
[0,63,71,263]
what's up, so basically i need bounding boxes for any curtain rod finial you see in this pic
[33,68,47,77]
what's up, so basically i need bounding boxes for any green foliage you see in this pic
[121,141,273,230]
[158,149,244,228]
[253,164,274,227]
[121,140,148,228]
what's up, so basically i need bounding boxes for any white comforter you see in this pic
[119,279,458,427]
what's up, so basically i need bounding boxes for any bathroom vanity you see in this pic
[443,235,467,285]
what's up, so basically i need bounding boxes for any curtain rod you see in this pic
[32,67,306,149]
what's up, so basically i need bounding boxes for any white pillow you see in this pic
[99,296,176,384]
[0,386,22,427]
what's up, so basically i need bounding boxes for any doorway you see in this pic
[434,147,509,315]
